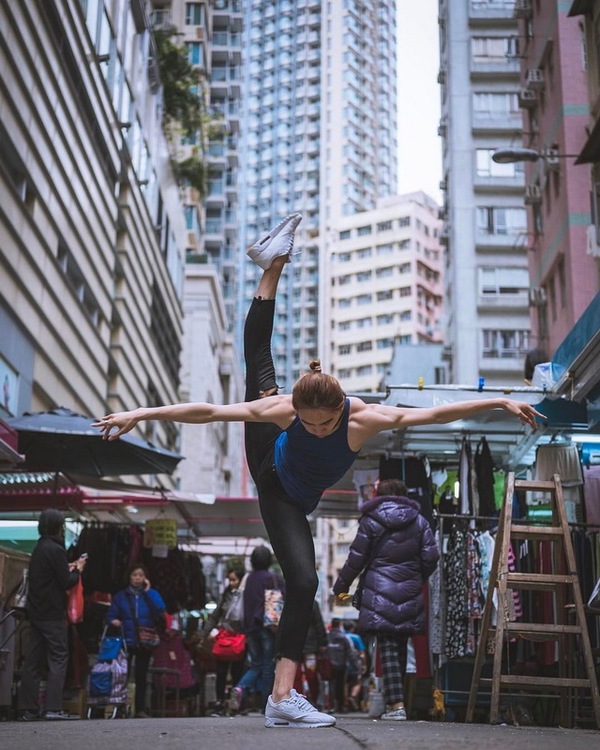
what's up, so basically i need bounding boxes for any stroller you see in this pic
[87,626,129,719]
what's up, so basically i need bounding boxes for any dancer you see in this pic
[94,213,545,728]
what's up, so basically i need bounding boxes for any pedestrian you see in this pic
[344,620,367,712]
[229,546,284,714]
[293,599,328,707]
[204,564,247,715]
[18,508,87,721]
[94,213,545,728]
[333,479,440,721]
[106,563,166,718]
[326,617,352,714]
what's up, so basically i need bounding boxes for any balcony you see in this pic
[472,112,523,135]
[469,0,516,24]
[477,291,529,311]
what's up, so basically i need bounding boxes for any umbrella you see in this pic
[6,407,183,477]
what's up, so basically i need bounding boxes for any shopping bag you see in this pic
[212,628,246,661]
[98,627,124,662]
[12,569,29,611]
[89,641,128,702]
[67,577,84,624]
[263,585,284,628]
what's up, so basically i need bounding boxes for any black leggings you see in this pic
[244,298,318,663]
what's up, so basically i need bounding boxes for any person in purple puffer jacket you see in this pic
[333,479,439,721]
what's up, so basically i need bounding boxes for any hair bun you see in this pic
[309,360,322,373]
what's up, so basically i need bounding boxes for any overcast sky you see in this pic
[397,1,442,204]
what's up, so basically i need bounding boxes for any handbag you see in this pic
[67,576,84,624]
[212,628,246,661]
[352,526,394,610]
[263,575,284,628]
[126,591,161,650]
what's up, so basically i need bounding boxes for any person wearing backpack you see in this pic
[333,479,439,721]
[327,618,352,714]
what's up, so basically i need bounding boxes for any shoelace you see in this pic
[290,692,316,712]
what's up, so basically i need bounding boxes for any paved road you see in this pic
[1,714,599,750]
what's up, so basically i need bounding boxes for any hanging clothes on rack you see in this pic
[534,444,584,522]
[474,437,496,518]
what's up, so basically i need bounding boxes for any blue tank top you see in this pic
[274,398,359,514]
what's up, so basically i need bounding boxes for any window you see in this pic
[482,329,530,358]
[186,42,204,66]
[377,338,394,349]
[338,344,351,355]
[398,216,410,227]
[399,286,412,297]
[356,270,372,281]
[377,313,393,324]
[356,317,372,328]
[377,220,392,231]
[357,294,372,305]
[357,247,372,258]
[471,36,516,63]
[377,290,393,301]
[356,365,372,376]
[477,206,527,235]
[479,267,529,295]
[340,229,351,239]
[376,243,393,255]
[357,341,373,352]
[376,266,394,278]
[399,310,412,321]
[339,298,352,308]
[357,224,372,236]
[185,2,204,25]
[338,321,351,331]
[338,252,352,262]
[473,92,519,118]
[476,149,524,178]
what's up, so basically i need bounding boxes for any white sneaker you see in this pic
[247,213,303,270]
[264,689,336,728]
[380,706,407,721]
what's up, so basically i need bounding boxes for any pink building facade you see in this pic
[516,2,597,357]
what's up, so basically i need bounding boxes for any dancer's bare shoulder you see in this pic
[245,394,296,428]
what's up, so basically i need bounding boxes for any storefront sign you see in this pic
[144,518,177,549]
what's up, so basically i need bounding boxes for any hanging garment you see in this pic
[474,437,496,517]
[458,439,472,515]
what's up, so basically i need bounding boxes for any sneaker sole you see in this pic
[264,717,336,728]
[247,213,303,266]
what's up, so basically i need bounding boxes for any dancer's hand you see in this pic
[92,410,141,440]
[502,400,546,430]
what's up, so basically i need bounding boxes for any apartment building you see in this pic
[324,193,444,394]
[236,0,398,391]
[438,0,532,386]
[512,1,597,357]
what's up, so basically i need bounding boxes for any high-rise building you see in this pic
[324,193,444,394]
[237,0,398,391]
[149,0,243,329]
[438,0,532,386]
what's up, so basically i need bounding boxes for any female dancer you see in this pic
[94,213,544,728]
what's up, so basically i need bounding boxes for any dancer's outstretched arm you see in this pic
[93,395,296,440]
[350,396,545,445]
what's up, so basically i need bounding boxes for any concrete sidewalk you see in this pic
[1,714,599,750]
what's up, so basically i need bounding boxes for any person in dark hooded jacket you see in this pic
[18,508,87,721]
[332,479,439,721]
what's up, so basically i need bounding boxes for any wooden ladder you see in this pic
[466,473,600,727]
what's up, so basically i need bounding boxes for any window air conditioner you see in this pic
[545,149,560,168]
[518,88,537,108]
[526,68,544,90]
[513,0,533,19]
[524,184,542,205]
[529,287,547,306]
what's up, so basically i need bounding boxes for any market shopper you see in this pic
[94,213,545,729]
[333,479,440,720]
[18,508,87,721]
[204,564,247,715]
[229,546,284,714]
[106,563,166,718]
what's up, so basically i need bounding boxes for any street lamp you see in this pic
[492,148,580,164]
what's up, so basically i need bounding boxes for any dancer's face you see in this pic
[297,404,344,438]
